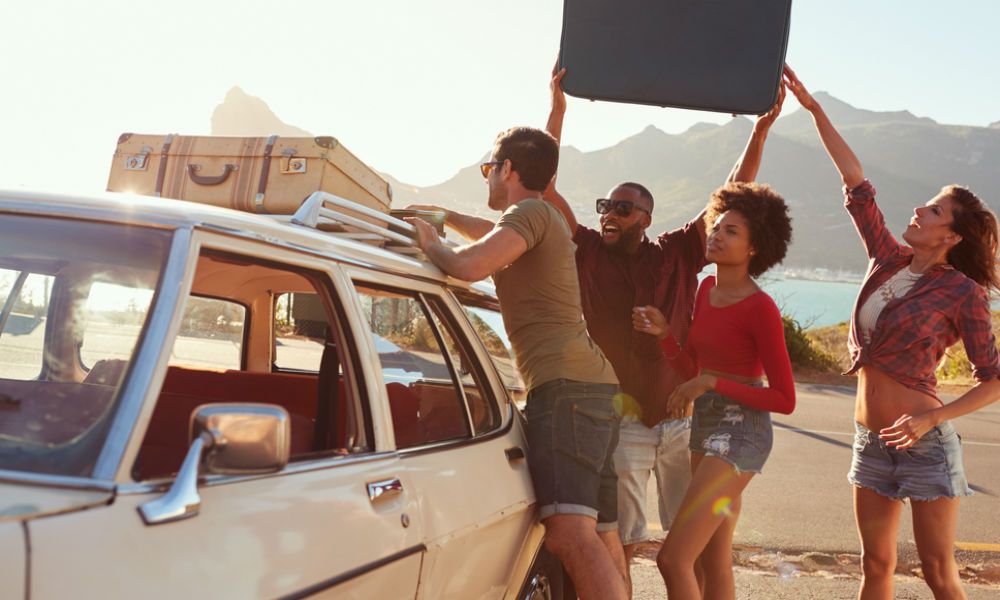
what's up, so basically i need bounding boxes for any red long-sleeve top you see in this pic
[659,276,795,414]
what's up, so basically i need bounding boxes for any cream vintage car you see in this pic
[0,188,563,599]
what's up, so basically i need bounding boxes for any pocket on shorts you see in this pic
[904,436,949,467]
[571,404,616,469]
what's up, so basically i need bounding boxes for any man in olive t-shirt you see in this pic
[407,126,627,600]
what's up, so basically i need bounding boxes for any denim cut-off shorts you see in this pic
[525,379,620,531]
[848,421,972,501]
[690,387,772,473]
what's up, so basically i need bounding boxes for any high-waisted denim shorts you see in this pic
[689,388,772,473]
[848,421,972,501]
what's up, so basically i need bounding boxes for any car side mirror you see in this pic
[138,404,290,525]
[195,403,291,475]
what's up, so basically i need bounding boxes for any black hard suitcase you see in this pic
[558,0,792,114]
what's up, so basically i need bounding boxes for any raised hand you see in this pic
[782,64,819,112]
[632,305,670,339]
[551,61,567,116]
[756,78,786,129]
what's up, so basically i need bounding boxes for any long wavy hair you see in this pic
[944,185,1000,291]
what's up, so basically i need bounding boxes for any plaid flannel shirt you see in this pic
[845,180,1000,399]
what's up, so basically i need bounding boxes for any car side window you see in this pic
[273,292,326,373]
[425,296,500,434]
[165,295,245,371]
[457,296,526,409]
[133,250,363,481]
[355,284,495,448]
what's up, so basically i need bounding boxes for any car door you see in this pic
[0,521,25,599]
[26,237,425,599]
[348,269,537,600]
[28,455,424,599]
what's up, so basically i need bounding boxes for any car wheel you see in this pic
[517,546,570,600]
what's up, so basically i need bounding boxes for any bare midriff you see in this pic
[856,365,942,432]
[702,368,763,386]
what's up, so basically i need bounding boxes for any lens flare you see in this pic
[613,392,643,420]
[712,496,732,517]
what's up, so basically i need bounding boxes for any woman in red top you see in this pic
[632,181,794,600]
[785,65,1000,600]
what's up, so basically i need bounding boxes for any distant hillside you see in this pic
[212,89,1000,273]
[211,86,313,137]
[390,92,1000,273]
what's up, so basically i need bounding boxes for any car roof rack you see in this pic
[283,191,457,256]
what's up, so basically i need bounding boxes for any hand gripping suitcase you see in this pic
[107,133,392,227]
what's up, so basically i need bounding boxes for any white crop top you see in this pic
[857,266,922,344]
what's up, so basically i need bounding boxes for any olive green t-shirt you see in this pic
[493,198,617,390]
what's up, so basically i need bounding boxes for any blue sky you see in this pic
[1,1,997,190]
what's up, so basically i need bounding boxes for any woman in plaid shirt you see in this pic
[786,66,1000,600]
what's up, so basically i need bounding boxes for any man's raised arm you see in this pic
[727,80,786,184]
[541,63,578,232]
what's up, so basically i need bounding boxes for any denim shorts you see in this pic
[525,379,620,531]
[690,388,772,473]
[848,421,972,501]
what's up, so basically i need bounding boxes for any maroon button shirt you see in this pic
[574,220,706,426]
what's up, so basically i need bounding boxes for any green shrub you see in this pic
[782,314,839,371]
[805,321,852,372]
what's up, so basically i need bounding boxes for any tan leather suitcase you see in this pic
[107,134,392,225]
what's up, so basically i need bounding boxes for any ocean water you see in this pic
[757,276,860,330]
[697,271,861,330]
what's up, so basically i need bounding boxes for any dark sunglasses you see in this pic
[596,198,650,217]
[480,160,504,178]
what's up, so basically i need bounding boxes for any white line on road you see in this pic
[774,426,851,438]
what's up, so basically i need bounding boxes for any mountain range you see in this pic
[212,87,1000,273]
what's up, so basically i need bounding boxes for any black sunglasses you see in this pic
[480,160,504,178]
[596,198,650,217]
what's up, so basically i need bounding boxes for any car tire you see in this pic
[517,546,574,600]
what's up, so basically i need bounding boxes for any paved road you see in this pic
[629,382,1000,599]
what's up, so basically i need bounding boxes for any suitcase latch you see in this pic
[281,149,306,174]
[124,146,153,171]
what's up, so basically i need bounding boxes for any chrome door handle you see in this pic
[367,478,403,502]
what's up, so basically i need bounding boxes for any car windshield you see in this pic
[0,214,171,478]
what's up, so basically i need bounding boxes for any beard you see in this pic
[604,221,644,253]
